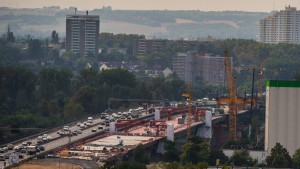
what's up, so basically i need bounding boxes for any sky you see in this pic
[1,0,300,12]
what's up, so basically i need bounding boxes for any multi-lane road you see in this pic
[0,109,153,168]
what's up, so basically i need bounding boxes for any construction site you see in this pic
[5,48,297,169]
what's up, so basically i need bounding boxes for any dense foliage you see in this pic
[0,65,189,143]
[266,142,293,168]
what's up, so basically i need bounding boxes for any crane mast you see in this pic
[182,83,192,142]
[224,49,237,141]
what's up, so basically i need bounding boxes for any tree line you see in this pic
[0,66,218,143]
[100,138,300,169]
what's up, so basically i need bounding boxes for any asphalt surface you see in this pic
[0,109,152,168]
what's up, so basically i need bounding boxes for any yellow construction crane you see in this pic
[224,49,237,141]
[182,83,192,142]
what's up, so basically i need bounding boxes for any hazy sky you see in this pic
[1,0,300,12]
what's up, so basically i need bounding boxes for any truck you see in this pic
[87,117,93,123]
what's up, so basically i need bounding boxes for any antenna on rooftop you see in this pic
[75,8,77,15]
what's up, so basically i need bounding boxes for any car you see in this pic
[22,142,27,146]
[0,148,5,153]
[92,128,97,132]
[26,139,32,145]
[100,122,105,126]
[98,126,104,130]
[63,126,69,131]
[76,130,82,134]
[0,155,5,161]
[7,144,14,150]
[37,145,45,151]
[59,131,65,136]
[4,153,9,159]
[20,148,27,154]
[80,123,85,129]
[46,136,52,140]
[18,154,24,159]
[71,131,77,136]
[14,146,21,152]
[127,116,132,120]
[43,137,48,141]
[105,122,110,127]
[100,112,107,119]
[77,122,81,126]
[85,122,91,126]
[37,136,44,144]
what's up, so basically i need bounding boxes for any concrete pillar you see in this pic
[167,123,174,141]
[155,109,160,120]
[109,122,116,134]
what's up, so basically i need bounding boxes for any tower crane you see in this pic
[224,49,237,141]
[182,83,192,142]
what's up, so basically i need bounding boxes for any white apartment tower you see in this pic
[259,6,300,44]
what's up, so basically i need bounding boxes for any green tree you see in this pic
[230,149,255,167]
[71,85,98,114]
[133,144,149,164]
[63,103,84,119]
[115,161,146,169]
[0,66,36,112]
[208,148,229,166]
[180,141,210,164]
[51,30,59,43]
[163,140,180,162]
[28,39,43,59]
[266,142,293,168]
[37,68,72,101]
[294,72,300,81]
[80,68,98,87]
[99,68,136,87]
[293,148,300,169]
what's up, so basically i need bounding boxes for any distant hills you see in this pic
[0,6,270,40]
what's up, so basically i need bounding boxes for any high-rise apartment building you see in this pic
[133,39,166,57]
[259,6,300,44]
[173,52,225,85]
[66,11,99,57]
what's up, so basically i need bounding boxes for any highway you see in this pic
[0,108,153,168]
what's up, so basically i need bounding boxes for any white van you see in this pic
[88,117,93,123]
[63,126,69,131]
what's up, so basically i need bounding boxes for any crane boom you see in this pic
[224,49,237,141]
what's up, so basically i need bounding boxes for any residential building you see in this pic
[173,52,225,85]
[259,6,300,44]
[66,11,99,57]
[133,39,166,57]
[265,80,300,154]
